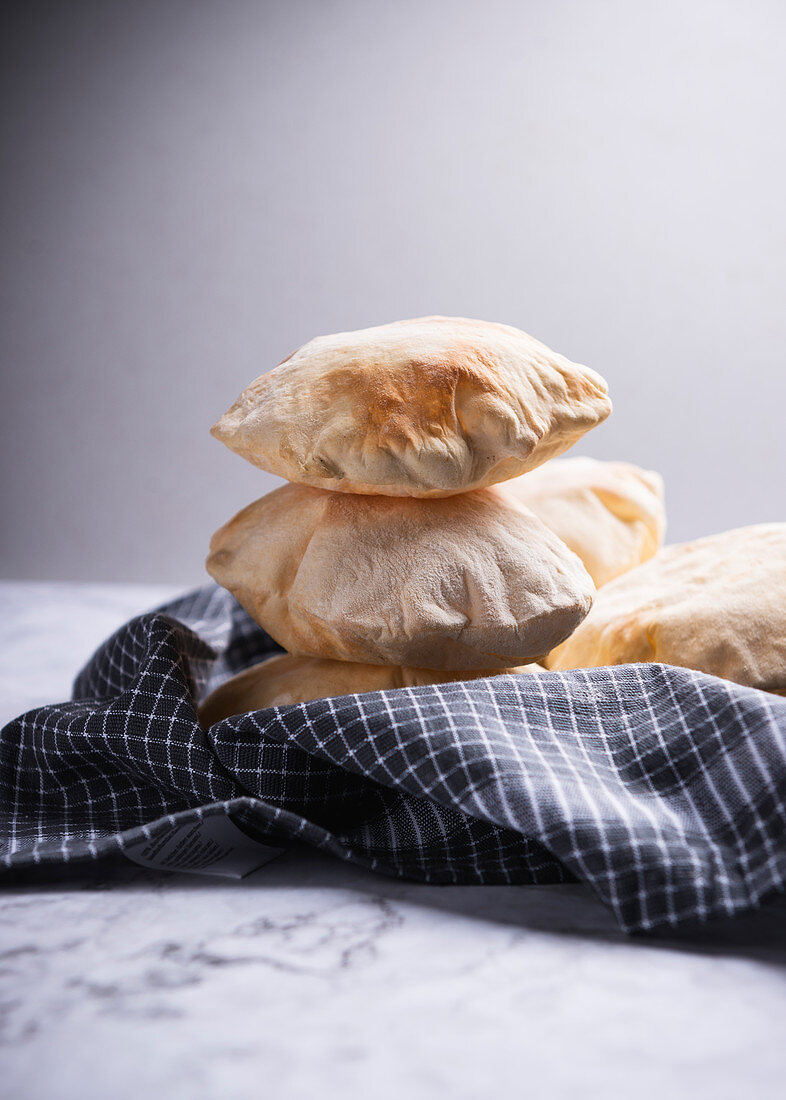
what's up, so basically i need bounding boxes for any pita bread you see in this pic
[544,524,786,693]
[502,457,666,587]
[207,483,595,670]
[199,653,544,725]
[212,316,611,497]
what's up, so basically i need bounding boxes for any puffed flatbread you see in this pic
[544,524,786,693]
[199,653,544,725]
[212,316,611,497]
[207,483,595,670]
[502,457,666,587]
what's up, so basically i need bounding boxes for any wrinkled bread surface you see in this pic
[502,456,666,587]
[545,524,786,693]
[207,483,595,670]
[212,316,611,497]
[199,653,544,724]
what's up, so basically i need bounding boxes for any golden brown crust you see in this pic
[544,524,786,693]
[212,317,611,497]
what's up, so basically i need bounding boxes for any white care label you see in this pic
[123,815,286,879]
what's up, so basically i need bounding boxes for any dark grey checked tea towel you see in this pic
[2,585,785,933]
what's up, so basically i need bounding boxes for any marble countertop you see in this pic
[1,581,785,1100]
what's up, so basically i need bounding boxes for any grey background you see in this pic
[2,0,784,584]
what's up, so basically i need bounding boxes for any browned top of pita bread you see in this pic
[212,317,611,497]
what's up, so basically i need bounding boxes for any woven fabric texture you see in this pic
[2,585,785,933]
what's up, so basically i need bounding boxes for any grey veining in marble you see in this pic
[1,582,785,1100]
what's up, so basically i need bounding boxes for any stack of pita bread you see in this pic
[202,315,783,723]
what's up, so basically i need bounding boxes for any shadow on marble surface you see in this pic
[3,846,785,966]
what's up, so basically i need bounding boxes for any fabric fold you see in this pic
[1,585,784,934]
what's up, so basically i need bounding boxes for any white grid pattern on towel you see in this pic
[1,585,785,934]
